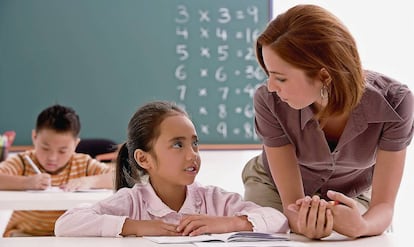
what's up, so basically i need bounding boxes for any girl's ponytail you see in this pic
[115,143,138,190]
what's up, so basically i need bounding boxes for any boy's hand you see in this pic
[60,173,113,191]
[60,177,90,191]
[26,173,51,190]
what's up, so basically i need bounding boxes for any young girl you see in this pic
[54,101,288,237]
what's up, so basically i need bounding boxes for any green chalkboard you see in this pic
[0,0,272,146]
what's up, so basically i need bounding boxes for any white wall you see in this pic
[272,1,414,235]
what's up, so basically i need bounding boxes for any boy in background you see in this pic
[0,104,113,237]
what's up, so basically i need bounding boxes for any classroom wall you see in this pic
[1,0,412,237]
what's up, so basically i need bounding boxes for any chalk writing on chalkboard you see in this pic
[0,0,271,146]
[172,3,269,144]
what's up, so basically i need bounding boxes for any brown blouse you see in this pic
[254,70,414,199]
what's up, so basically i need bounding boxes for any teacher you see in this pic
[242,4,414,239]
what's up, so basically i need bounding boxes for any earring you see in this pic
[320,85,329,99]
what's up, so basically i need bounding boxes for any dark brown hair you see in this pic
[36,104,80,137]
[115,101,188,190]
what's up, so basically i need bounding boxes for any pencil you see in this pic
[24,155,42,174]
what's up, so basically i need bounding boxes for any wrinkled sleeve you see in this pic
[254,85,290,147]
[202,185,289,233]
[55,188,138,237]
[379,89,414,151]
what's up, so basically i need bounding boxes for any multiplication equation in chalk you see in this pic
[171,1,270,144]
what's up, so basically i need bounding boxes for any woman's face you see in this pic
[262,45,324,110]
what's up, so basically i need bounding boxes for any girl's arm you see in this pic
[329,149,406,237]
[55,199,181,237]
[176,182,289,236]
[55,186,181,237]
[55,200,127,237]
[176,215,253,236]
[55,188,133,237]
[121,219,184,237]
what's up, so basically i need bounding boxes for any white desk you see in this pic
[0,190,114,210]
[0,233,406,247]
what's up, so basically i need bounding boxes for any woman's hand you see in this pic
[177,215,252,236]
[287,195,333,239]
[326,190,367,238]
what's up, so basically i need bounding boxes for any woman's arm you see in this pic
[329,149,406,237]
[264,144,335,239]
[263,145,304,229]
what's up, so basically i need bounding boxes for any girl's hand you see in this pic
[326,190,366,238]
[177,215,252,236]
[122,219,181,237]
[287,195,333,239]
[26,173,51,190]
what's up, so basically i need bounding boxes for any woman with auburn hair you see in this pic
[242,4,413,239]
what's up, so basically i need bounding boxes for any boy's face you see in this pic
[32,129,80,173]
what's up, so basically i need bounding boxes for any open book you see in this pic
[143,231,289,244]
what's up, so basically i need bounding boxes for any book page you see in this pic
[143,233,232,244]
[143,232,289,244]
[195,241,308,247]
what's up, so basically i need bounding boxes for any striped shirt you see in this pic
[0,150,112,237]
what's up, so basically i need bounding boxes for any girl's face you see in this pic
[144,114,200,189]
[262,45,324,110]
[32,129,79,173]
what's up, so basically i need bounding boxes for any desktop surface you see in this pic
[0,233,406,247]
[0,189,114,210]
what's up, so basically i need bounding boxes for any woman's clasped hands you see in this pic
[287,190,366,239]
